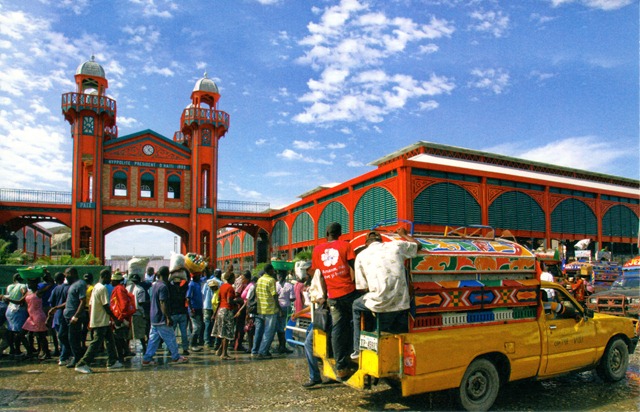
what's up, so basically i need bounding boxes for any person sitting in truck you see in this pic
[542,293,578,320]
[350,227,421,359]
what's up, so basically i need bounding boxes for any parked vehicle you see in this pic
[313,226,638,411]
[587,257,640,319]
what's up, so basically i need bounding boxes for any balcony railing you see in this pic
[0,189,269,213]
[181,107,230,129]
[61,92,117,118]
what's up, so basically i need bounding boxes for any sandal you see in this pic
[220,355,232,360]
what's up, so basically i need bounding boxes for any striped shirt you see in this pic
[256,274,277,315]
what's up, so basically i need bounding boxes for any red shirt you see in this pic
[312,239,355,299]
[218,283,235,310]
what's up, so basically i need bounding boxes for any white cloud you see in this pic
[122,25,161,52]
[468,68,510,94]
[294,0,455,125]
[255,138,267,145]
[328,142,346,149]
[529,70,557,83]
[549,0,634,10]
[293,140,321,150]
[129,0,177,18]
[142,64,175,77]
[469,10,510,38]
[419,43,439,54]
[347,160,364,167]
[419,100,439,111]
[265,171,293,177]
[277,149,332,165]
[117,116,139,128]
[483,136,631,173]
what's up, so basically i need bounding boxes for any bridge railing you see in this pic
[217,200,271,213]
[0,188,72,204]
[0,189,270,213]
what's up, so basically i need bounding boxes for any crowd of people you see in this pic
[0,255,304,374]
[0,221,423,388]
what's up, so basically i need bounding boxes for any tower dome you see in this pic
[193,72,219,94]
[76,55,106,78]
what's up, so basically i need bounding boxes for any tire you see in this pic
[596,338,629,382]
[457,358,500,412]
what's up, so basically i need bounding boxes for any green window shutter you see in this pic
[318,202,350,236]
[413,182,480,226]
[217,242,223,257]
[551,199,597,235]
[354,186,397,232]
[223,240,231,256]
[272,220,289,249]
[232,237,241,254]
[243,234,254,253]
[603,205,639,237]
[488,191,545,231]
[292,212,314,243]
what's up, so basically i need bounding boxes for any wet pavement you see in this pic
[0,345,638,411]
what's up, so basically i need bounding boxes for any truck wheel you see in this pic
[596,338,629,382]
[458,358,500,412]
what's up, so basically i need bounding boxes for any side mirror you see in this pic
[584,308,594,319]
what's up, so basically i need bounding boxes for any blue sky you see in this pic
[0,0,637,259]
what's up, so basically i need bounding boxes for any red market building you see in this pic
[216,141,639,269]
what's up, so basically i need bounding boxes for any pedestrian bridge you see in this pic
[0,188,272,232]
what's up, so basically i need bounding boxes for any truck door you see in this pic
[543,288,598,375]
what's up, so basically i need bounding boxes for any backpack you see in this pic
[247,286,257,315]
[110,285,136,321]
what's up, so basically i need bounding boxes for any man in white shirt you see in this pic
[351,227,421,359]
[540,263,556,300]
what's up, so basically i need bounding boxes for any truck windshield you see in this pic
[611,272,640,289]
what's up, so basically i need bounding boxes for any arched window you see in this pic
[272,220,289,250]
[354,187,397,232]
[318,202,350,238]
[489,191,545,232]
[167,175,181,199]
[232,236,241,254]
[551,198,597,235]
[243,234,255,253]
[292,212,314,243]
[413,182,480,227]
[113,171,127,197]
[140,173,154,198]
[602,205,638,238]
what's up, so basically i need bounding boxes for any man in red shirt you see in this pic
[311,222,357,380]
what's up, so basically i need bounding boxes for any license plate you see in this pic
[359,334,378,352]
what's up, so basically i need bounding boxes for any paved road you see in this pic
[0,346,638,411]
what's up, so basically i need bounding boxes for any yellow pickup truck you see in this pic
[313,227,638,411]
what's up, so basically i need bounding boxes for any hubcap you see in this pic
[467,371,488,399]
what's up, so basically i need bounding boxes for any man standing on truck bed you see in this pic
[351,227,421,359]
[311,222,357,380]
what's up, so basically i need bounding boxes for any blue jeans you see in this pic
[56,319,71,362]
[144,324,180,361]
[252,313,277,356]
[304,324,321,382]
[189,310,204,347]
[171,313,189,351]
[352,296,369,352]
[328,291,359,370]
[203,309,214,346]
